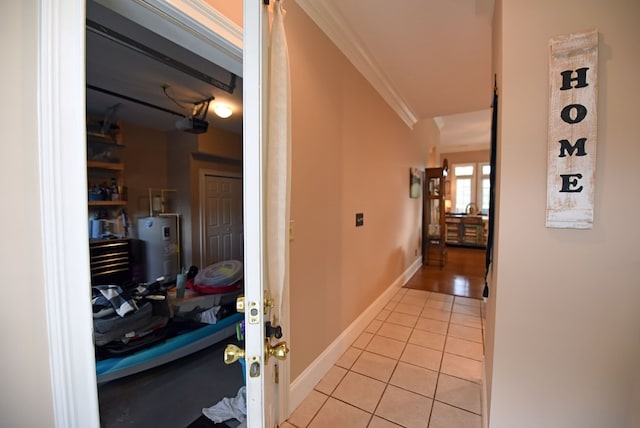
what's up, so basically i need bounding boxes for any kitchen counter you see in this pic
[445,214,488,247]
[446,213,488,219]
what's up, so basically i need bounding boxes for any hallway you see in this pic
[283,248,485,427]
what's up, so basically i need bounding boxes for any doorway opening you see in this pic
[85,1,246,426]
[415,114,492,300]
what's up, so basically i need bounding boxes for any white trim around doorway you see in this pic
[41,1,244,426]
[38,0,100,426]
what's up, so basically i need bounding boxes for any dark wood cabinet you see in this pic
[423,167,447,267]
[89,238,132,285]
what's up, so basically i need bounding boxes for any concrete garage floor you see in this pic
[98,337,244,428]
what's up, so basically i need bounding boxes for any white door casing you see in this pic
[199,171,244,267]
[39,0,101,426]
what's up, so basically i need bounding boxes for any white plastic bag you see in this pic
[202,386,246,423]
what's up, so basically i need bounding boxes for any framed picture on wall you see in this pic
[410,167,422,199]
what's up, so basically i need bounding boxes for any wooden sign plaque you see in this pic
[546,29,598,229]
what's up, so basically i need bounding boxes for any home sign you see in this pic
[546,29,598,229]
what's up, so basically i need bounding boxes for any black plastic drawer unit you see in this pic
[89,239,132,286]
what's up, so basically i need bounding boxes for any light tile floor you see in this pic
[283,288,485,428]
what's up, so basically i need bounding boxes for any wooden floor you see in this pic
[404,246,486,299]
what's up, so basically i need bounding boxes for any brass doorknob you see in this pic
[265,340,289,363]
[225,341,289,365]
[224,344,245,364]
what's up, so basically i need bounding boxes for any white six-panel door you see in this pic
[201,173,244,266]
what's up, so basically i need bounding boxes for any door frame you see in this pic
[39,0,271,426]
[198,169,243,268]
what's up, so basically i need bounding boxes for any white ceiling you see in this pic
[435,109,492,152]
[297,0,494,151]
[86,0,493,149]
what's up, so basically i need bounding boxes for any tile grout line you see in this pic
[374,293,486,425]
[425,292,454,428]
[363,290,432,427]
[304,291,411,427]
[433,295,485,420]
[364,292,416,427]
[291,290,484,427]
[386,294,485,420]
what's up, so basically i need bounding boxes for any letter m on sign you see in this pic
[546,29,598,229]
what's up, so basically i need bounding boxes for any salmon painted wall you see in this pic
[285,2,430,379]
[487,1,640,426]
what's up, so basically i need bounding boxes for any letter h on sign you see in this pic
[546,29,598,229]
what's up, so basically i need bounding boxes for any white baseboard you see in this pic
[482,358,489,428]
[287,257,422,414]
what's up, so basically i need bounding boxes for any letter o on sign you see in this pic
[560,104,587,124]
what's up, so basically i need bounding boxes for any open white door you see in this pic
[242,0,269,424]
[243,0,291,426]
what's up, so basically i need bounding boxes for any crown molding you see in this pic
[95,0,243,76]
[295,0,418,129]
